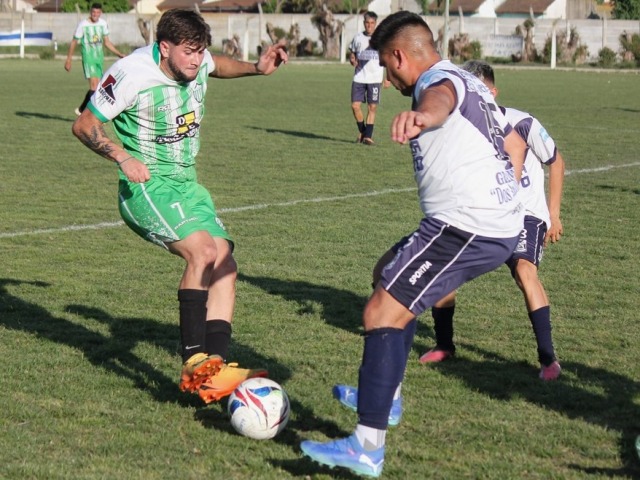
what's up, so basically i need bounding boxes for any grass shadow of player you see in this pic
[0,278,285,411]
[430,342,640,477]
[238,272,436,351]
[247,125,355,144]
[15,111,75,122]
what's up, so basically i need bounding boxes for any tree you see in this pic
[311,1,343,59]
[612,0,640,19]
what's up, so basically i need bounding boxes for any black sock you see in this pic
[364,123,374,139]
[357,121,365,134]
[178,289,208,362]
[529,306,556,365]
[432,305,455,351]
[79,90,94,112]
[205,319,232,361]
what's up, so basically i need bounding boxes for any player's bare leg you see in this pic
[170,231,225,392]
[514,259,560,380]
[351,101,365,142]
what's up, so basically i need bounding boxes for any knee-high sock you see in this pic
[529,306,555,365]
[357,327,406,429]
[79,89,94,112]
[432,306,455,351]
[205,319,232,361]
[178,289,207,362]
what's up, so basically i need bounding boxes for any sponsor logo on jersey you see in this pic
[98,74,117,105]
[156,111,200,144]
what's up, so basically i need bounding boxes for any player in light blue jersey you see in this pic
[300,12,527,477]
[419,60,565,382]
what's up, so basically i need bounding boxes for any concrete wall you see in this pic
[1,12,639,61]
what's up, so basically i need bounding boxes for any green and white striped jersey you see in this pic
[89,43,215,182]
[73,18,109,64]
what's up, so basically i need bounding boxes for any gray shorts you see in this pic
[381,217,518,316]
[351,82,381,104]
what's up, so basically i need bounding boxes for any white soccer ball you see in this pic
[227,377,290,440]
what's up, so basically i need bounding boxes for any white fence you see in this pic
[1,11,639,62]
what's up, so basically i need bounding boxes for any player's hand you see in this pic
[119,158,150,184]
[391,111,427,144]
[256,40,288,75]
[544,217,563,246]
[383,79,391,89]
[64,59,72,72]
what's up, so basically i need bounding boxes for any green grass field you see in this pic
[0,58,639,479]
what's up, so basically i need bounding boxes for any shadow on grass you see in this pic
[239,273,640,475]
[247,125,355,144]
[15,111,75,122]
[0,278,289,414]
[239,272,368,335]
[597,184,640,195]
[432,342,640,477]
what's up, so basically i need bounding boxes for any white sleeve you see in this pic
[90,60,139,122]
[527,117,557,164]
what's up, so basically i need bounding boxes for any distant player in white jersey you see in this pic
[348,11,389,145]
[72,9,288,405]
[301,12,526,477]
[419,60,565,381]
[64,3,125,116]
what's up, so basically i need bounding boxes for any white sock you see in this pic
[355,424,386,451]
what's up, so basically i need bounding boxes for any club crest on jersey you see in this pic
[156,111,200,144]
[98,74,117,105]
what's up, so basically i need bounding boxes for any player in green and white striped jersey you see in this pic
[64,3,124,115]
[72,9,288,404]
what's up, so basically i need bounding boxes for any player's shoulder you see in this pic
[504,106,532,123]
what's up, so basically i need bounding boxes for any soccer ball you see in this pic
[227,377,290,440]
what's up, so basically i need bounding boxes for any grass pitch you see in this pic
[0,59,639,479]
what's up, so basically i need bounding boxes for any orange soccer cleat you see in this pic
[198,363,268,404]
[179,353,224,393]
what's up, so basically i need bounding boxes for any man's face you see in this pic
[363,18,377,36]
[161,41,206,83]
[379,48,413,97]
[89,8,102,23]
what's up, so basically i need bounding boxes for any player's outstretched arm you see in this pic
[545,152,565,245]
[72,110,150,183]
[209,41,289,78]
[211,40,288,79]
[391,82,456,144]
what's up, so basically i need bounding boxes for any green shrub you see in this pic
[598,46,617,67]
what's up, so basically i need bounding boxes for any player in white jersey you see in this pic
[300,12,526,477]
[419,60,565,381]
[348,11,389,145]
[64,3,125,116]
[72,9,288,405]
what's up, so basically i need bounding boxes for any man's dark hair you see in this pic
[462,60,495,84]
[364,11,378,21]
[90,2,102,9]
[370,11,430,51]
[156,9,212,48]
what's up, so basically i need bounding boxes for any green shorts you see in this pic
[118,176,233,249]
[82,60,103,79]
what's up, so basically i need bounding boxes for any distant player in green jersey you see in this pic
[72,9,288,404]
[64,3,125,116]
